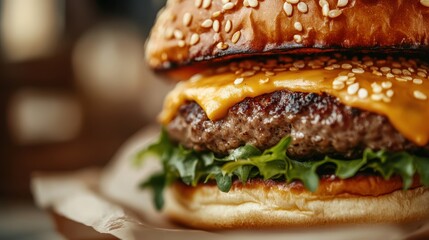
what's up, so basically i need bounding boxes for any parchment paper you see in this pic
[31,126,429,240]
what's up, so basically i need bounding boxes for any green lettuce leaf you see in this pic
[137,128,429,209]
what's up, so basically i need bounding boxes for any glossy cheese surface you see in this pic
[160,57,429,146]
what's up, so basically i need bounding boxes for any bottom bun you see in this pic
[164,179,429,230]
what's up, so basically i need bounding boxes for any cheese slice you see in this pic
[160,57,429,146]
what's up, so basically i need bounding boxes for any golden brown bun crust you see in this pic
[145,0,429,70]
[164,178,429,229]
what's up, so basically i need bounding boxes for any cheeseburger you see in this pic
[137,0,429,229]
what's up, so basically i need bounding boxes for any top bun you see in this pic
[145,0,429,70]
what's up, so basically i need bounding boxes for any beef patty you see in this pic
[166,90,428,159]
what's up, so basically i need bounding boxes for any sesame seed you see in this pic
[259,78,270,84]
[386,73,394,78]
[234,78,244,85]
[347,83,359,95]
[371,83,382,93]
[216,42,229,50]
[319,0,328,7]
[386,90,394,98]
[293,61,305,68]
[164,28,174,39]
[273,68,287,72]
[202,0,211,9]
[201,19,213,28]
[341,63,352,69]
[195,0,203,8]
[358,88,368,99]
[333,81,345,90]
[248,0,259,8]
[418,71,427,78]
[190,33,200,45]
[309,61,318,67]
[286,0,299,4]
[222,0,230,3]
[174,30,184,39]
[294,22,303,31]
[232,31,241,43]
[418,68,428,74]
[352,68,365,74]
[243,0,249,7]
[212,11,221,17]
[364,61,374,66]
[328,9,342,18]
[337,0,348,7]
[381,81,392,89]
[346,77,356,85]
[334,75,348,82]
[297,2,308,13]
[322,4,329,16]
[371,94,383,101]
[178,40,186,47]
[402,76,413,81]
[283,2,293,16]
[225,20,232,33]
[351,60,361,65]
[402,69,412,76]
[413,78,423,85]
[326,57,335,63]
[332,64,340,69]
[293,34,303,43]
[347,72,355,77]
[289,67,299,71]
[265,71,275,76]
[380,67,391,73]
[408,67,415,73]
[373,71,382,76]
[392,68,402,75]
[370,66,379,71]
[223,2,235,10]
[213,20,220,32]
[183,13,192,26]
[325,66,334,70]
[241,70,256,77]
[395,77,407,82]
[414,90,427,100]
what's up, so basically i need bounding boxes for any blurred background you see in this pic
[0,0,170,239]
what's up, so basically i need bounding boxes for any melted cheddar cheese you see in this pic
[160,57,429,146]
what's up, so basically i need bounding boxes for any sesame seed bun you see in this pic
[145,0,429,70]
[164,178,429,229]
[142,0,429,230]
